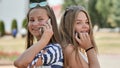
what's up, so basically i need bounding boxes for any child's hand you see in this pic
[40,19,53,42]
[75,32,92,50]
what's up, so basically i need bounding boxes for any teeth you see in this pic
[39,27,44,34]
[80,31,88,33]
[39,28,42,32]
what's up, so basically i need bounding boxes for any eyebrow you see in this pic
[76,19,88,22]
[29,16,43,18]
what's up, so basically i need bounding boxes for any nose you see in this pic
[32,20,46,26]
[32,20,39,25]
[30,21,40,28]
[39,20,47,26]
[82,23,89,30]
[39,21,44,25]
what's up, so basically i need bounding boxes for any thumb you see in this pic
[75,33,81,44]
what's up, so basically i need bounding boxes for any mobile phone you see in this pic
[47,19,51,24]
[39,27,44,35]
[39,19,50,34]
[75,32,80,39]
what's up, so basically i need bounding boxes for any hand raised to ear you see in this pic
[75,32,92,50]
[75,32,81,44]
[39,19,53,43]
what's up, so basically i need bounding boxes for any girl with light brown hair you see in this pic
[59,5,100,68]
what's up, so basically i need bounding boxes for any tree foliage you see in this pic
[62,0,120,28]
[0,21,5,36]
[110,0,120,28]
[22,18,27,29]
[96,0,120,28]
[95,0,115,27]
[11,19,18,38]
[11,19,18,31]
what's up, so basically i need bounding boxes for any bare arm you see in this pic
[14,22,53,68]
[14,35,51,68]
[75,33,100,68]
[86,49,100,68]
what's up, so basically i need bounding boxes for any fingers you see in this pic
[75,33,79,41]
[47,19,52,29]
[86,33,91,41]
[82,33,87,41]
[78,32,90,41]
[43,19,52,30]
[75,33,81,44]
[43,23,49,29]
[77,32,92,49]
[38,20,51,32]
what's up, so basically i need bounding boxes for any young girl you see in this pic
[14,1,63,68]
[59,5,100,68]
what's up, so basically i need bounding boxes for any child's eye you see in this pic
[38,19,43,22]
[29,19,34,22]
[76,22,82,24]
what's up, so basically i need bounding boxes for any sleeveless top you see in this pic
[28,43,63,68]
[79,51,88,63]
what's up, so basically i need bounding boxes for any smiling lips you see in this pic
[79,31,89,33]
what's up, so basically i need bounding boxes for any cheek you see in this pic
[27,23,32,30]
[75,25,82,32]
[87,24,90,30]
[39,20,47,25]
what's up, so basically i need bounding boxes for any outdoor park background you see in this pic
[0,0,120,68]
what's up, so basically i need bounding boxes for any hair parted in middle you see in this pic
[59,5,98,68]
[26,1,61,48]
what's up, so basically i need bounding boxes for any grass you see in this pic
[94,32,120,54]
[0,32,120,62]
[0,36,25,53]
[0,36,25,61]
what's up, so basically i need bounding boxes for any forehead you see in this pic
[29,8,48,17]
[76,11,87,20]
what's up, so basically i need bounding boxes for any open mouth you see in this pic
[30,26,40,33]
[32,28,39,31]
[80,31,89,33]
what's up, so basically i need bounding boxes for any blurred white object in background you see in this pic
[20,28,27,37]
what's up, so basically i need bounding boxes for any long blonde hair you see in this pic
[59,5,98,68]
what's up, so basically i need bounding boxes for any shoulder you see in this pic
[47,43,62,50]
[46,43,63,54]
[63,44,81,68]
[48,43,61,48]
[64,44,75,56]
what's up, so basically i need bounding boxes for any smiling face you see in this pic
[74,11,89,34]
[28,8,49,37]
